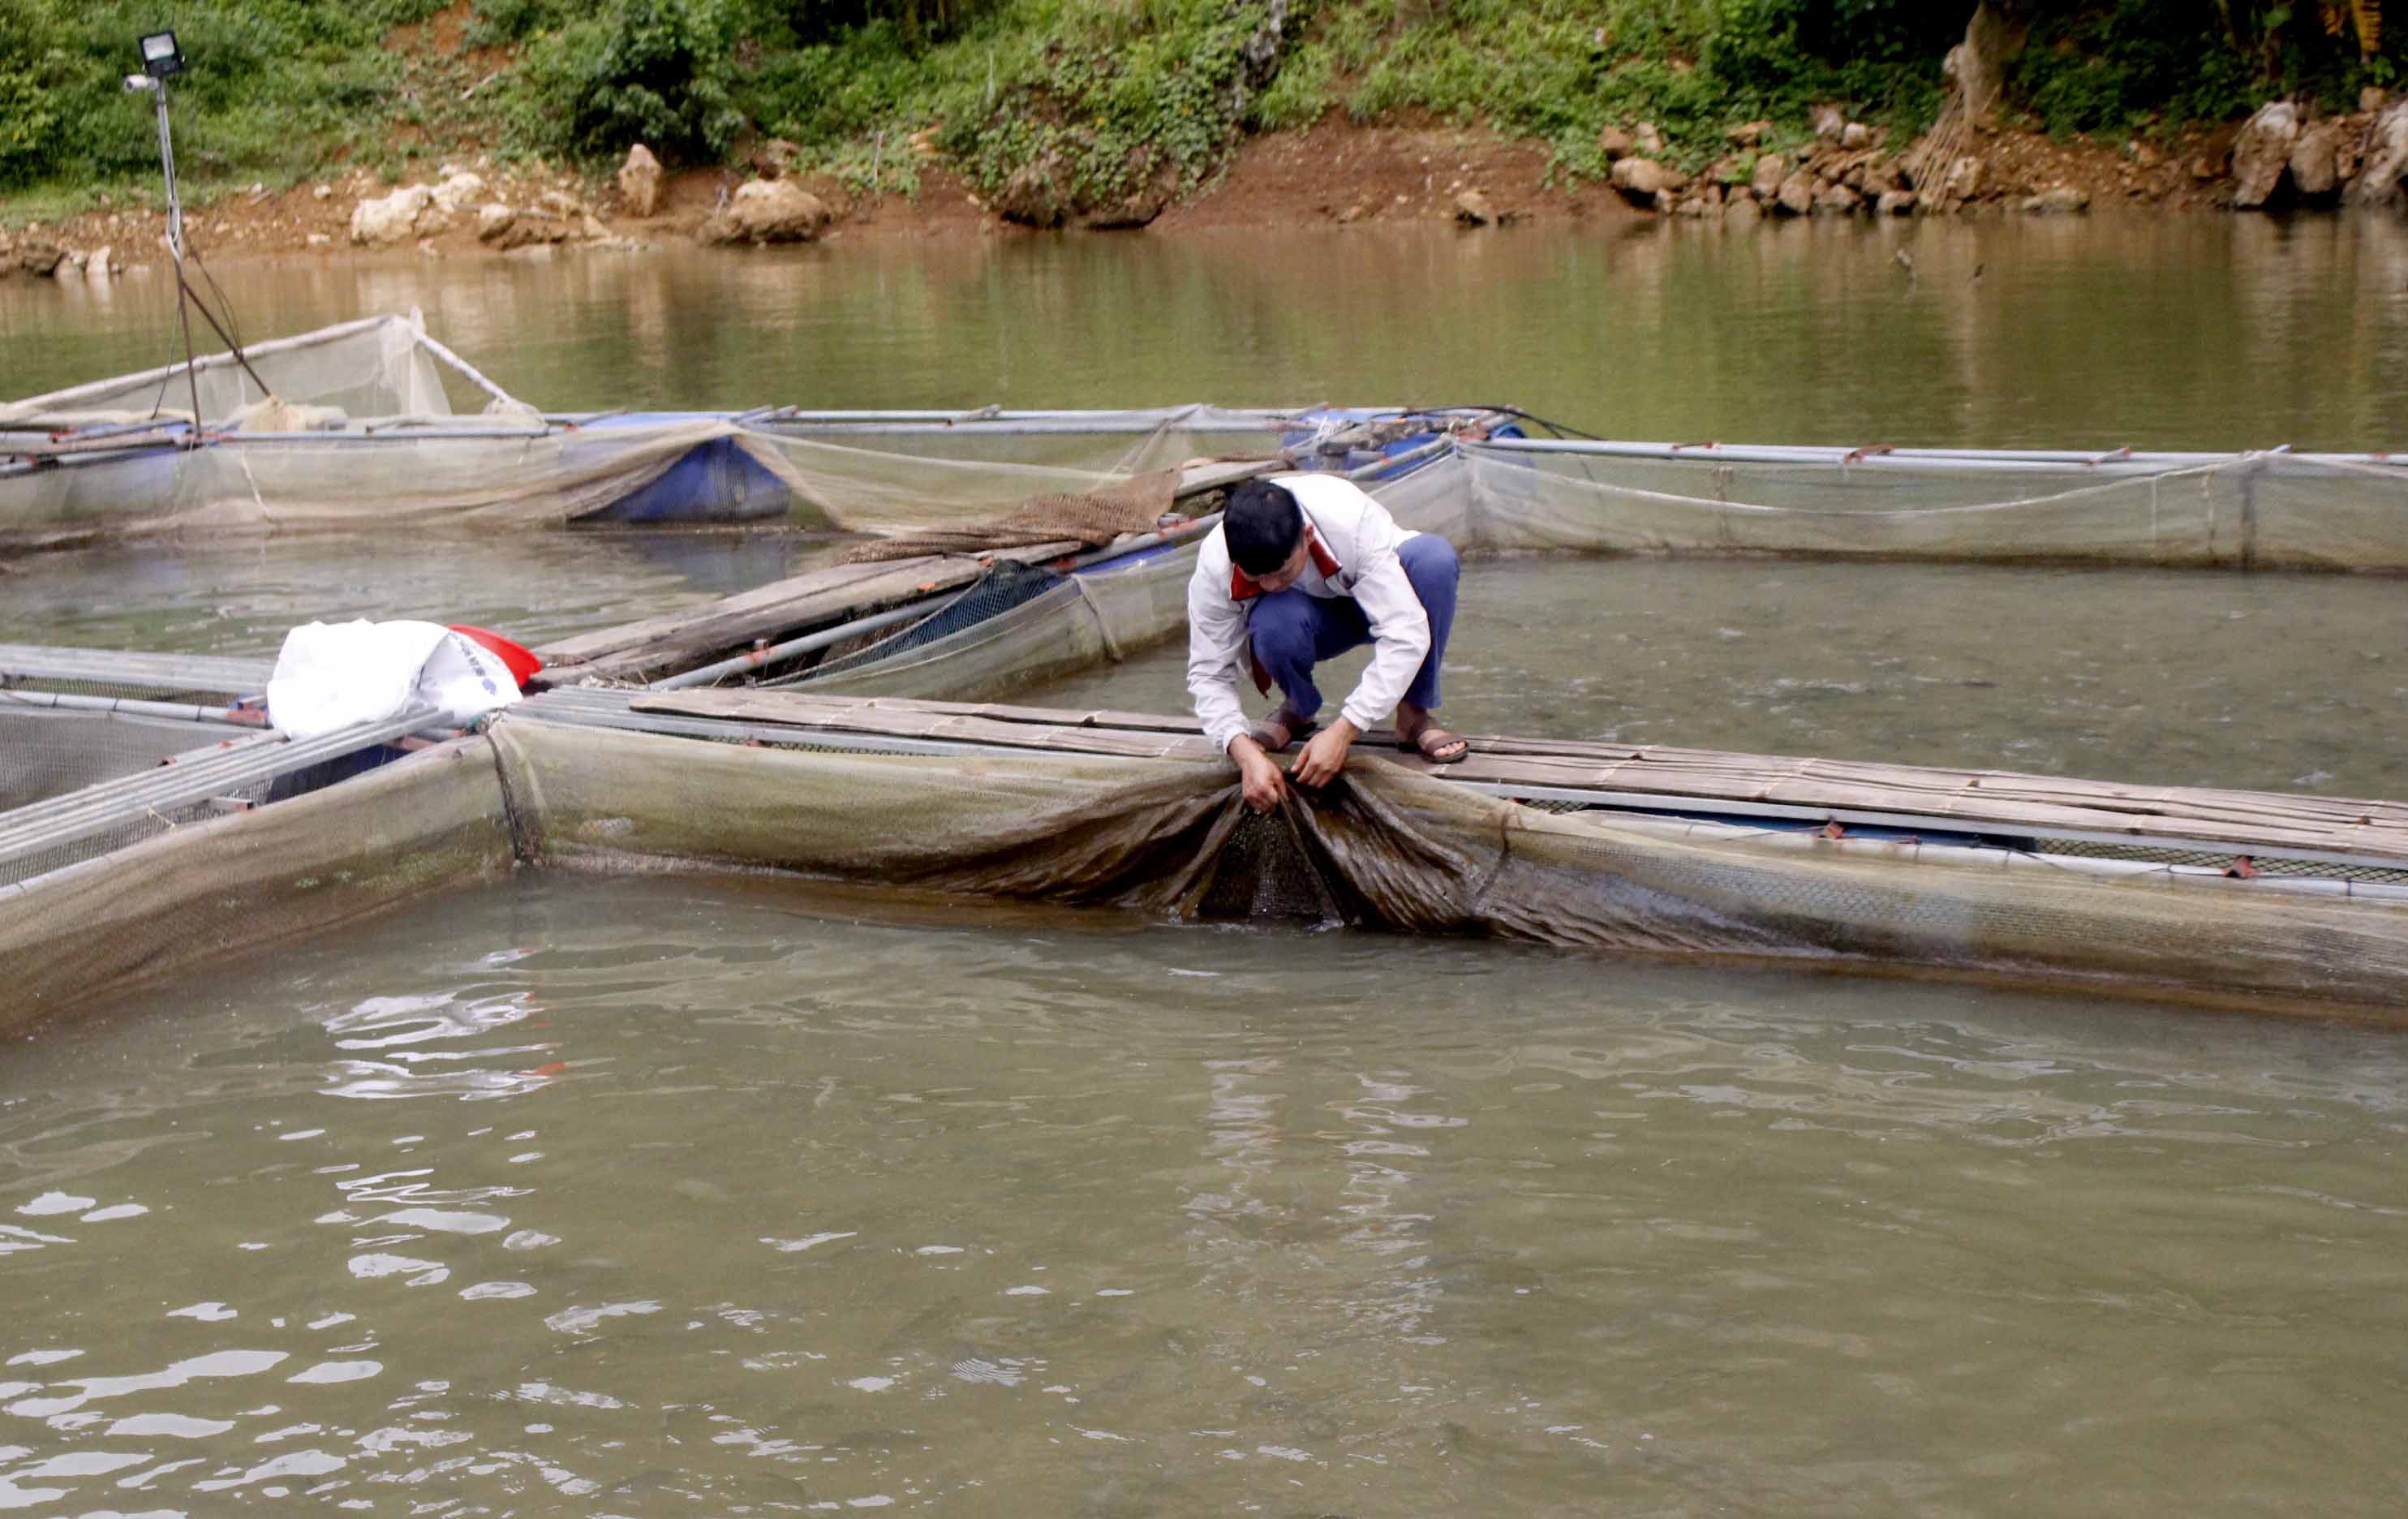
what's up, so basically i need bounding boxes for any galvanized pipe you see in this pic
[1343,436,1455,478]
[1473,437,2408,473]
[0,707,439,858]
[0,689,255,725]
[645,600,935,692]
[408,329,525,411]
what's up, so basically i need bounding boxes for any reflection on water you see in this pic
[4,875,2407,1512]
[9,217,2408,450]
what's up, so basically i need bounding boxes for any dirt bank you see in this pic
[0,114,2364,277]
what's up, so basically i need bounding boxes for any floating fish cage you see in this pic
[12,314,2408,572]
[13,319,2408,1031]
[9,682,2408,1031]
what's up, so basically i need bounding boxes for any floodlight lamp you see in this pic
[138,31,184,79]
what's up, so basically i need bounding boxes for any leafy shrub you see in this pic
[510,0,746,161]
[2009,2,2389,140]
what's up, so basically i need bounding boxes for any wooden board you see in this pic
[533,556,984,684]
[633,688,2408,867]
[537,458,1267,686]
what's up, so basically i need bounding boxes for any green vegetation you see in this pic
[1274,0,1958,177]
[0,0,450,194]
[0,1,2397,212]
[2008,2,2393,141]
[478,0,1288,207]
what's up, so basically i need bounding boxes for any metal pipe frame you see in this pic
[0,689,256,725]
[1475,437,2408,475]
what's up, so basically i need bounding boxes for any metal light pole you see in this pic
[125,31,202,433]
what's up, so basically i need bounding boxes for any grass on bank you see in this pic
[0,0,2397,221]
[0,0,457,217]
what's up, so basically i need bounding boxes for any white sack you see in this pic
[267,619,522,740]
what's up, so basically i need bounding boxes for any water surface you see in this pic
[1037,554,2408,798]
[10,216,2408,450]
[5,876,2407,1514]
[6,217,2408,1515]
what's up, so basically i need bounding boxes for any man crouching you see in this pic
[1185,474,1466,815]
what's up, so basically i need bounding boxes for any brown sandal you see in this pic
[1398,724,1468,764]
[1247,703,1318,754]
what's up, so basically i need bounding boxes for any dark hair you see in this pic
[1224,479,1304,576]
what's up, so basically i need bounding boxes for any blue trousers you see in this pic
[1248,533,1459,721]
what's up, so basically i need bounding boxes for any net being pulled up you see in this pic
[12,719,2408,1022]
[490,723,2408,1017]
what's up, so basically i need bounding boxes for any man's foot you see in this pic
[1395,718,1468,764]
[1247,702,1318,755]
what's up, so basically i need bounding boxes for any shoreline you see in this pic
[1,113,2387,278]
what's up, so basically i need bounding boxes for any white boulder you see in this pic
[349,184,434,247]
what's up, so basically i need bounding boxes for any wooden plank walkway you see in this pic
[634,688,2408,868]
[536,457,1277,686]
[535,557,994,685]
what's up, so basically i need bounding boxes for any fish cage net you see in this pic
[480,724,2408,1013]
[15,717,2408,1022]
[0,652,302,889]
[2,417,1223,544]
[1513,794,2408,889]
[789,544,1199,704]
[6,318,1296,546]
[0,653,268,811]
[2,315,460,428]
[0,699,259,814]
[778,561,1071,685]
[0,777,277,891]
[1386,443,2408,572]
[2036,837,2408,887]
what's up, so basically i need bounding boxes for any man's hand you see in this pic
[1229,736,1288,815]
[1291,717,1360,788]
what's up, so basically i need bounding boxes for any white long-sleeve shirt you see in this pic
[1185,473,1428,756]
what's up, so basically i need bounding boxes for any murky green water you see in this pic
[0,532,841,656]
[1035,554,2408,799]
[7,220,2408,1513]
[8,876,2408,1515]
[12,216,2408,448]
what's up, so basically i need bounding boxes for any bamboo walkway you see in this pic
[632,688,2408,871]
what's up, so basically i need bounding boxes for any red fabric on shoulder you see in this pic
[1229,526,1341,601]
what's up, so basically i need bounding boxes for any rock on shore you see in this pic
[2230,101,2298,208]
[2355,102,2408,206]
[1593,89,2408,225]
[701,179,832,243]
[618,145,664,219]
